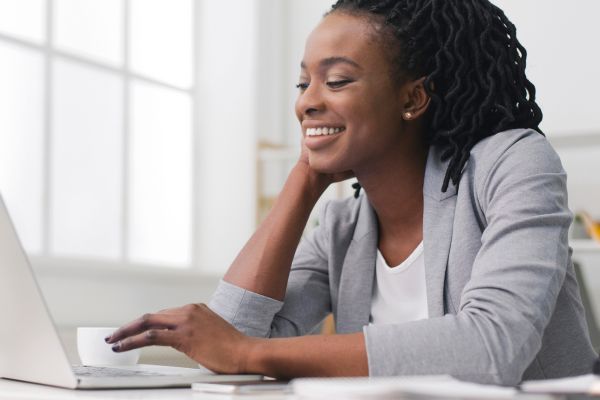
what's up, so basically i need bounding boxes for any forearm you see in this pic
[223,162,328,300]
[245,333,369,379]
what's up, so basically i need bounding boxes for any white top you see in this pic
[370,242,428,325]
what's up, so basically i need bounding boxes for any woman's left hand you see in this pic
[106,303,254,374]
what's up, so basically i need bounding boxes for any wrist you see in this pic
[241,337,268,375]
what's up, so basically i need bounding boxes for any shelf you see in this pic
[571,239,600,254]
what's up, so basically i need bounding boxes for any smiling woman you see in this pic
[108,0,597,385]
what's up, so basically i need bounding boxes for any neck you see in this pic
[355,138,428,239]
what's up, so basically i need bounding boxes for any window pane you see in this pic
[129,81,191,267]
[0,42,44,253]
[130,0,192,88]
[54,0,123,66]
[50,59,123,259]
[0,0,45,43]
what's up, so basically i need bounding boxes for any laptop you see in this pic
[0,194,261,389]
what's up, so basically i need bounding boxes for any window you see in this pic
[0,0,195,268]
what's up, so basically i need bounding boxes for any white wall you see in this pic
[494,0,600,136]
[194,0,259,274]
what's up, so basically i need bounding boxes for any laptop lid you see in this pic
[0,194,78,389]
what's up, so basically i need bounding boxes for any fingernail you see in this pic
[112,343,121,352]
[104,336,111,343]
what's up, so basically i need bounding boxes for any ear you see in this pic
[401,76,430,121]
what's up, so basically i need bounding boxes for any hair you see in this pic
[328,0,544,193]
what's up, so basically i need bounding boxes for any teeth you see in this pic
[306,127,344,137]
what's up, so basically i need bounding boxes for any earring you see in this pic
[403,112,413,120]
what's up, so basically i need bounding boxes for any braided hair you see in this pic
[328,0,543,192]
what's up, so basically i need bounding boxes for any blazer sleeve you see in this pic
[209,201,332,338]
[364,134,572,385]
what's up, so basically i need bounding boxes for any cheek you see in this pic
[333,97,367,127]
[339,90,388,125]
[342,102,384,140]
[353,96,403,135]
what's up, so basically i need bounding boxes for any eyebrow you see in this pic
[300,56,362,70]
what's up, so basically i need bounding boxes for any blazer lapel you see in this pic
[423,147,458,318]
[335,146,458,330]
[335,195,378,334]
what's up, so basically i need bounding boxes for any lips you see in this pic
[304,126,345,151]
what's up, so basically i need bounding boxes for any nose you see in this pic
[295,83,324,120]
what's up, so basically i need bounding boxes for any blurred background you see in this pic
[1,0,599,365]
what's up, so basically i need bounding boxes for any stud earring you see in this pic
[404,112,413,120]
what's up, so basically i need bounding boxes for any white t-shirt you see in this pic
[370,242,429,325]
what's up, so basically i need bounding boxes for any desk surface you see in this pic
[0,379,289,400]
[1,377,589,400]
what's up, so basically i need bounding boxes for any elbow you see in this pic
[483,340,541,386]
[458,311,542,386]
[473,367,523,387]
[452,348,532,386]
[488,344,537,386]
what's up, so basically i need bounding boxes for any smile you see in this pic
[306,127,345,137]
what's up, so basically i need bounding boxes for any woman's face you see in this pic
[295,12,411,175]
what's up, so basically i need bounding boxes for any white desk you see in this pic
[0,379,289,400]
[0,378,568,400]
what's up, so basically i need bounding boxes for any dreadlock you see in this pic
[328,0,543,193]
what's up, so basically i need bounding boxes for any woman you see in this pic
[107,0,596,385]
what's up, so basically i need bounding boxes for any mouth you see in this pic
[305,126,346,137]
[303,126,346,151]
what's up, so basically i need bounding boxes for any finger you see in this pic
[112,329,178,352]
[106,313,180,344]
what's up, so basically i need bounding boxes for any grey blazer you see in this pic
[209,128,597,385]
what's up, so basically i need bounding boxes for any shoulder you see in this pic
[467,128,565,186]
[464,128,568,211]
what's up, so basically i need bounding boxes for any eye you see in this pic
[326,79,352,89]
[296,82,309,91]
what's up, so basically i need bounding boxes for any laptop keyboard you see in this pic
[73,365,164,378]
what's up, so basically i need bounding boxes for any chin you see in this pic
[308,155,347,175]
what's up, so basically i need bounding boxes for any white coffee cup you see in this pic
[77,327,140,366]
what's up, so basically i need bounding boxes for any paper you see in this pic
[192,381,289,394]
[520,374,600,394]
